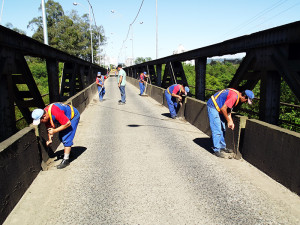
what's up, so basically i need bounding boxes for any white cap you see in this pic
[31,109,44,125]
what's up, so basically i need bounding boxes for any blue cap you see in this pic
[31,108,44,125]
[143,72,146,74]
[185,86,190,95]
[245,90,254,104]
[97,72,101,76]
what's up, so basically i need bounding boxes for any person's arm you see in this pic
[96,78,101,86]
[118,75,123,87]
[171,93,182,101]
[220,105,234,130]
[170,86,182,101]
[48,120,71,135]
[46,132,53,146]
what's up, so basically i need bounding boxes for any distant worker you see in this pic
[96,72,105,101]
[117,64,127,105]
[165,83,189,119]
[139,71,149,95]
[31,103,80,169]
[207,88,254,158]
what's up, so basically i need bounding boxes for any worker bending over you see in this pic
[165,83,189,119]
[207,88,254,158]
[32,103,80,169]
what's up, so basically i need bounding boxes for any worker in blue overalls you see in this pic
[139,72,149,95]
[165,84,189,119]
[96,72,105,101]
[31,103,80,169]
[207,89,254,158]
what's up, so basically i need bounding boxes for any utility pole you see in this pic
[41,0,49,45]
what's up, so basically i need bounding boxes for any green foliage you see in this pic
[28,0,106,61]
[5,22,26,35]
[135,57,152,65]
[28,61,48,78]
[15,59,64,131]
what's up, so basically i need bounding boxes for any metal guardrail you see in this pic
[186,85,300,130]
[15,93,49,123]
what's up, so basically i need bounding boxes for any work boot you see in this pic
[221,148,234,153]
[215,151,232,159]
[57,159,70,169]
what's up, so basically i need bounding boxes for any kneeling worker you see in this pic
[207,88,254,158]
[32,103,80,169]
[165,83,189,119]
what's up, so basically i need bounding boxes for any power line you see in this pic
[222,0,288,39]
[245,2,300,33]
[118,0,145,62]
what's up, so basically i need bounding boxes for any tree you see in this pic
[134,57,152,65]
[27,0,106,61]
[5,23,26,35]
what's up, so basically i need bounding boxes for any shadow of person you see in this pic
[54,146,87,162]
[193,137,214,154]
[161,113,172,118]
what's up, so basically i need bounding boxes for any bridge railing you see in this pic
[0,25,106,142]
[124,21,300,130]
[186,86,300,131]
[0,81,98,225]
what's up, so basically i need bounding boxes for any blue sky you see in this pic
[1,0,300,63]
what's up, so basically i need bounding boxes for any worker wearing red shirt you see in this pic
[31,103,80,169]
[207,89,254,158]
[139,72,148,95]
[165,84,189,119]
[96,72,106,101]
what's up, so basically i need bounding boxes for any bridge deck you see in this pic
[4,77,300,224]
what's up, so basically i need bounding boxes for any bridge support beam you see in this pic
[156,64,162,87]
[0,50,16,142]
[259,71,281,125]
[46,59,60,102]
[195,57,207,101]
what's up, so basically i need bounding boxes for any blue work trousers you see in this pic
[207,105,226,152]
[59,108,80,147]
[139,82,145,95]
[165,90,178,118]
[119,85,126,103]
[98,86,105,101]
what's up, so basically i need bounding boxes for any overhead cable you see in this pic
[222,0,288,39]
[118,0,145,61]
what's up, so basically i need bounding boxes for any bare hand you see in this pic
[178,96,182,101]
[46,139,52,146]
[228,121,235,130]
[48,128,55,135]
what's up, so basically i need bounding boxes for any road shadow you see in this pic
[193,137,214,154]
[54,146,87,162]
[127,124,201,134]
[161,113,172,118]
[100,105,189,125]
[128,124,141,127]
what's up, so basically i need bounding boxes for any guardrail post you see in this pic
[46,59,60,102]
[195,57,207,101]
[0,50,16,142]
[259,71,281,125]
[156,64,162,87]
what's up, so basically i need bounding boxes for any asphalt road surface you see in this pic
[4,77,300,225]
